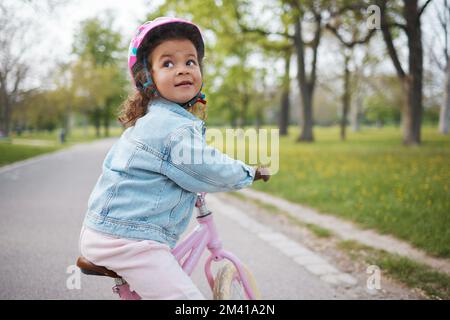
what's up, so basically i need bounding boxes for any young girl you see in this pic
[79,17,269,300]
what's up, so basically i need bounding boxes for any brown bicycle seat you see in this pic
[76,256,120,278]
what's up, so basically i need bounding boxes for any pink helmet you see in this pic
[127,17,204,89]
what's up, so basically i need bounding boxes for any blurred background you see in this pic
[1,0,447,141]
[0,0,449,299]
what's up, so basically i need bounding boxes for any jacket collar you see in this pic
[150,97,203,124]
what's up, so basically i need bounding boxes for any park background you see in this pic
[0,0,449,299]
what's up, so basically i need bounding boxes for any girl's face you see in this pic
[149,39,202,104]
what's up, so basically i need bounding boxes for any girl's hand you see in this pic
[254,167,271,182]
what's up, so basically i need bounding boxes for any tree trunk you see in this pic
[279,51,291,136]
[403,1,423,145]
[2,101,11,137]
[0,88,11,137]
[82,113,88,138]
[230,105,238,128]
[103,103,110,138]
[294,16,320,142]
[379,0,425,145]
[93,108,101,137]
[63,102,72,137]
[341,54,351,141]
[351,90,363,132]
[351,62,364,132]
[298,84,314,141]
[255,107,262,131]
[241,91,249,128]
[402,76,422,145]
[439,60,450,134]
[0,107,7,137]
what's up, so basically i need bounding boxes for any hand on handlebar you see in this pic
[253,167,271,182]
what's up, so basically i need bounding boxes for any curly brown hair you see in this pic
[118,22,204,128]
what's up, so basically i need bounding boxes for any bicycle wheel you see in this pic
[213,261,261,300]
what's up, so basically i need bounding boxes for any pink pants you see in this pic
[79,226,205,300]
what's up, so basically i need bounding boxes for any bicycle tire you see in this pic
[213,261,261,300]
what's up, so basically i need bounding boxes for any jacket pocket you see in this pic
[100,145,139,216]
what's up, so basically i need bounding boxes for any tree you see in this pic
[237,0,327,141]
[364,93,401,126]
[286,0,331,142]
[13,89,68,132]
[0,1,70,137]
[73,14,124,67]
[236,0,334,140]
[70,57,125,137]
[325,1,376,140]
[72,15,126,137]
[279,48,293,135]
[238,3,294,135]
[49,63,77,136]
[0,3,30,137]
[430,0,450,134]
[377,0,433,145]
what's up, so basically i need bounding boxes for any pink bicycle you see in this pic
[76,192,260,300]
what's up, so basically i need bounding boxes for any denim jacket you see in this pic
[83,98,255,248]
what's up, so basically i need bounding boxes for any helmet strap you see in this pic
[142,59,158,96]
[179,82,207,109]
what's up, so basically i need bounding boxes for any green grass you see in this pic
[304,223,333,238]
[213,125,450,258]
[0,143,62,167]
[0,126,123,167]
[10,126,123,143]
[339,240,450,299]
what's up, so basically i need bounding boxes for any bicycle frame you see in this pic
[112,192,257,300]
